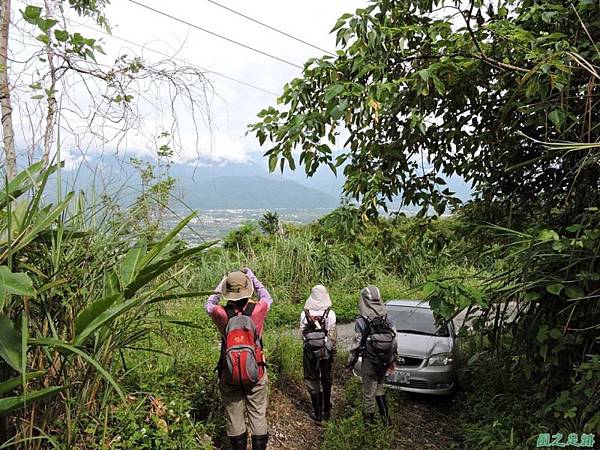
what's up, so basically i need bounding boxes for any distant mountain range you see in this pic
[52,152,472,211]
[182,175,339,209]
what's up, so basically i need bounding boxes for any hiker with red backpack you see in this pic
[346,285,397,426]
[300,285,337,422]
[205,269,272,450]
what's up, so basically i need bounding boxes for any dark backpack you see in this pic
[221,303,265,386]
[302,308,332,359]
[362,315,396,371]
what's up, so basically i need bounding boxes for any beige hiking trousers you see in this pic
[361,359,385,414]
[219,372,269,436]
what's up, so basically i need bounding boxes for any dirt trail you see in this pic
[267,380,347,450]
[266,369,458,450]
[268,325,460,450]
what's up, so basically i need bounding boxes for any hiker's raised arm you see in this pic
[242,268,273,307]
[205,275,227,315]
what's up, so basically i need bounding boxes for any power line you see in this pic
[206,0,335,56]
[128,0,304,69]
[73,20,280,96]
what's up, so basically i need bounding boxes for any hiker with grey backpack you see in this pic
[205,269,272,450]
[300,285,337,422]
[346,285,397,426]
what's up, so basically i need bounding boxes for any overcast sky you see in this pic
[65,0,367,166]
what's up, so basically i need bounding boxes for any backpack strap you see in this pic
[319,308,331,329]
[225,303,237,320]
[243,302,256,317]
[358,315,371,352]
[304,309,314,326]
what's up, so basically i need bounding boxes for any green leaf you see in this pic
[37,18,58,33]
[36,34,49,45]
[417,69,430,82]
[74,297,142,346]
[268,154,278,173]
[120,240,147,286]
[22,5,42,23]
[0,266,35,310]
[29,338,124,400]
[546,283,564,296]
[0,371,44,395]
[0,161,48,209]
[142,315,203,328]
[538,229,559,242]
[0,315,23,372]
[565,285,585,299]
[524,291,540,302]
[324,84,345,102]
[11,192,75,254]
[104,270,120,297]
[124,241,217,299]
[549,328,562,339]
[139,212,197,268]
[54,29,69,42]
[548,109,566,131]
[0,386,65,416]
[74,294,121,336]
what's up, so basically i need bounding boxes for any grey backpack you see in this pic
[362,315,396,371]
[302,308,333,359]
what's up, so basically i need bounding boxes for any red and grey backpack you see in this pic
[220,302,265,386]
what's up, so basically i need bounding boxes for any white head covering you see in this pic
[304,285,332,311]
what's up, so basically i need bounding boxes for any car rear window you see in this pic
[388,306,450,337]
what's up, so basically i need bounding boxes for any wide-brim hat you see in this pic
[304,284,332,311]
[223,271,254,301]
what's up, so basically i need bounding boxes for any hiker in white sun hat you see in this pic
[300,284,337,422]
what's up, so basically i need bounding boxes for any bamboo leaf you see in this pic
[29,338,124,400]
[120,240,147,286]
[11,192,74,253]
[139,212,196,268]
[0,162,46,208]
[73,296,142,346]
[0,386,65,416]
[141,315,203,328]
[124,241,217,298]
[147,291,214,304]
[0,371,44,395]
[74,294,121,336]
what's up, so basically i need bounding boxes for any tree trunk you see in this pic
[42,0,56,168]
[0,0,16,180]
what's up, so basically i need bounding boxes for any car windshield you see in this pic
[388,305,450,337]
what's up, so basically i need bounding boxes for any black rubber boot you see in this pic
[364,413,375,425]
[376,395,391,426]
[322,386,332,420]
[251,433,268,450]
[229,432,248,450]
[309,392,323,422]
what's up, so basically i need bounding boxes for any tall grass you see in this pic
[0,163,216,448]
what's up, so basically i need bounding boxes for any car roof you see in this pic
[385,299,431,309]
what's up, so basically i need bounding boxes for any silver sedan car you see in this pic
[355,299,458,395]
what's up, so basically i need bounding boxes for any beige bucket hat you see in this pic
[304,284,332,311]
[222,271,254,301]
